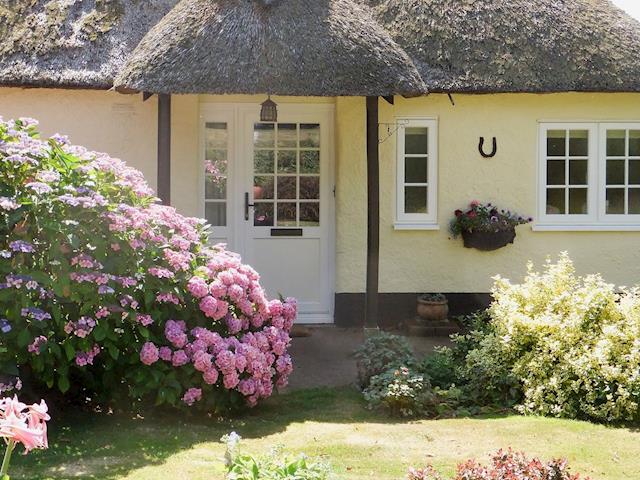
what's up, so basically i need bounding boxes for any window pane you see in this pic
[254,150,274,174]
[405,156,428,183]
[254,123,275,148]
[205,202,226,227]
[546,188,565,214]
[568,188,588,214]
[300,176,320,200]
[629,160,640,185]
[277,176,297,199]
[405,186,427,214]
[277,124,297,148]
[300,202,320,226]
[606,160,625,185]
[277,150,297,174]
[205,122,227,150]
[254,176,274,199]
[405,127,429,155]
[206,148,227,163]
[547,130,565,156]
[606,188,625,214]
[629,189,640,214]
[254,203,274,226]
[607,130,626,156]
[569,130,588,156]
[300,150,320,174]
[630,130,640,156]
[300,124,320,148]
[205,177,226,200]
[547,160,565,185]
[569,159,587,185]
[277,202,297,226]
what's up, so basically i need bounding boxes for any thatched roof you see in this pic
[113,0,426,96]
[365,0,640,93]
[0,0,176,89]
[2,0,640,93]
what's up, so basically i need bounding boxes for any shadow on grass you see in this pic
[11,386,433,480]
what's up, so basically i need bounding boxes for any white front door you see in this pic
[200,103,335,323]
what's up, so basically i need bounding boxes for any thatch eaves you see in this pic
[364,0,640,93]
[114,0,427,96]
[0,0,177,89]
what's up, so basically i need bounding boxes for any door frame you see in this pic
[198,102,337,324]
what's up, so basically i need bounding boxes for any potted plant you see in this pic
[417,293,448,322]
[450,201,532,251]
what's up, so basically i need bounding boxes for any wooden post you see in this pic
[157,94,171,205]
[365,96,380,331]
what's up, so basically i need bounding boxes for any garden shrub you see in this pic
[363,366,460,417]
[223,432,331,480]
[0,118,294,411]
[354,332,415,388]
[407,448,588,480]
[486,253,640,422]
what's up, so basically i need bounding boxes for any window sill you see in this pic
[393,222,440,231]
[532,224,640,232]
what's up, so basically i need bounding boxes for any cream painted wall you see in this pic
[335,93,640,293]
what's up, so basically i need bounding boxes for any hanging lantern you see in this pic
[260,96,278,122]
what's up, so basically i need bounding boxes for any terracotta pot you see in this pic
[417,296,449,322]
[461,228,516,251]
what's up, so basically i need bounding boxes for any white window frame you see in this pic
[536,121,640,231]
[394,118,439,230]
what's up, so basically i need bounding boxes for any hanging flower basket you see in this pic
[461,228,516,251]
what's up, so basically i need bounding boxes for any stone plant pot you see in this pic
[461,228,516,251]
[417,295,449,322]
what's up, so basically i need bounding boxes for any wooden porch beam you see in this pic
[157,94,171,205]
[365,96,380,330]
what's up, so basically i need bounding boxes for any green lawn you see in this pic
[11,387,640,479]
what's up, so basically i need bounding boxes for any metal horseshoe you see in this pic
[479,137,497,158]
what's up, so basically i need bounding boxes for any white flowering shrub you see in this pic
[488,253,640,422]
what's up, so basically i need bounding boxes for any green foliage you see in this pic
[223,433,331,480]
[354,332,415,388]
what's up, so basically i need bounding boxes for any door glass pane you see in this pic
[205,203,226,227]
[630,130,640,156]
[569,130,588,156]
[277,202,297,226]
[277,123,298,148]
[277,176,297,199]
[405,127,428,155]
[205,178,226,200]
[547,130,565,156]
[629,189,640,214]
[405,186,427,214]
[568,188,588,214]
[254,150,274,174]
[607,130,626,156]
[629,160,640,185]
[569,159,587,185]
[405,156,428,183]
[547,160,565,185]
[205,122,227,150]
[254,203,274,226]
[546,188,565,214]
[300,124,320,148]
[300,176,320,200]
[254,123,275,148]
[300,151,320,174]
[606,188,625,214]
[254,176,274,199]
[606,160,625,185]
[277,150,297,173]
[300,202,320,226]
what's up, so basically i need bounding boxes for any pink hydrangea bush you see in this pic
[407,449,588,480]
[0,118,294,411]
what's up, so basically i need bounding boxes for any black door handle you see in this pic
[244,192,254,221]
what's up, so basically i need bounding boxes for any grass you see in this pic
[10,387,640,479]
